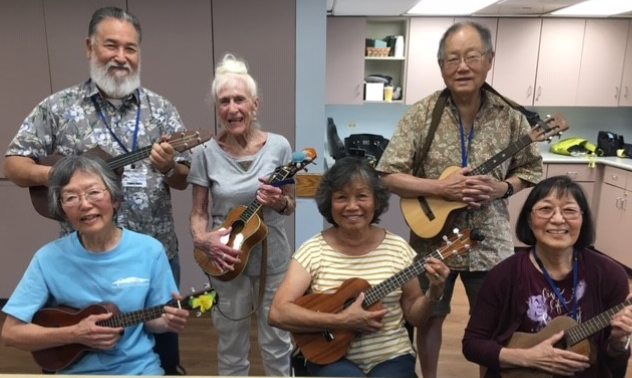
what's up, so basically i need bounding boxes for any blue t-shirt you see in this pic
[2,228,177,375]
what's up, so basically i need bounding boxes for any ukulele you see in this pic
[293,228,484,365]
[31,287,217,372]
[489,298,632,378]
[194,148,317,281]
[400,115,568,240]
[29,129,212,220]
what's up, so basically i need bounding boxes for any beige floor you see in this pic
[416,278,479,377]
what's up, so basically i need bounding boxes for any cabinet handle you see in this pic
[527,85,532,98]
[611,174,619,181]
[625,86,629,99]
[356,84,361,98]
[566,171,578,177]
[535,86,541,101]
[615,86,619,99]
[622,198,628,211]
[616,197,622,209]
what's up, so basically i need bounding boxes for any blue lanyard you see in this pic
[458,116,474,167]
[533,249,578,320]
[91,89,141,153]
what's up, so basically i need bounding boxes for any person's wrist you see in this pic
[277,195,289,214]
[500,180,514,199]
[425,289,443,303]
[161,162,177,178]
[610,335,631,353]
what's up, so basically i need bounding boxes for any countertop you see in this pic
[540,151,632,171]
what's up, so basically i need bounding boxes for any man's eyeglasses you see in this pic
[441,51,488,70]
[531,206,583,220]
[61,188,109,207]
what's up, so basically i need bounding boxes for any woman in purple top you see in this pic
[463,175,632,378]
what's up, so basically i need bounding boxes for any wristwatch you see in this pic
[501,180,514,199]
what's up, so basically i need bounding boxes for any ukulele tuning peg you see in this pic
[452,228,459,235]
[464,243,471,250]
[442,234,452,245]
[190,287,196,293]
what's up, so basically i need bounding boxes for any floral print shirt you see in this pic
[6,79,189,260]
[376,89,543,271]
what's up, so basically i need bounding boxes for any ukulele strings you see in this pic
[110,134,206,168]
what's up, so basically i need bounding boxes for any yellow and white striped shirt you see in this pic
[294,230,417,373]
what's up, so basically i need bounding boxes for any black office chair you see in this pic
[326,117,347,161]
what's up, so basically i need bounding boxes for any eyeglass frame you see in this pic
[531,205,584,220]
[60,187,109,207]
[440,49,491,70]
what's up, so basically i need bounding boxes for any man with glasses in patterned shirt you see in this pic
[376,22,544,378]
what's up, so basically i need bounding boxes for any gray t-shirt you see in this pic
[187,132,293,275]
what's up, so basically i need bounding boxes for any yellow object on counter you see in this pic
[588,152,597,168]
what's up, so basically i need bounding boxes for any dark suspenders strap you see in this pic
[481,82,547,131]
[414,88,450,176]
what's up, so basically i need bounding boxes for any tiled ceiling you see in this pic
[326,0,632,17]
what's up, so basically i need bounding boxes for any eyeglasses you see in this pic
[441,51,488,70]
[61,188,109,207]
[532,206,583,220]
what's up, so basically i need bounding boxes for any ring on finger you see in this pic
[222,253,227,260]
[434,273,440,279]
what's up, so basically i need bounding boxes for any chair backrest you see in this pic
[326,118,347,160]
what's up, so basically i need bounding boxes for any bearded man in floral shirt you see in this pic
[3,6,189,375]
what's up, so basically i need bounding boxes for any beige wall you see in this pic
[0,0,297,297]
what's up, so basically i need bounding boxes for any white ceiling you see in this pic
[326,0,632,17]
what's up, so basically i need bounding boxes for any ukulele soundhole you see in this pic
[225,220,246,249]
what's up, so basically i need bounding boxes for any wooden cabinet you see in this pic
[619,20,632,107]
[576,19,629,106]
[405,17,454,105]
[326,17,365,104]
[492,18,541,106]
[594,166,632,268]
[534,19,585,106]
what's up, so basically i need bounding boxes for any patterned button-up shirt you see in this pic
[376,89,543,271]
[6,79,189,260]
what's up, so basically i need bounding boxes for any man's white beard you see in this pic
[90,57,141,99]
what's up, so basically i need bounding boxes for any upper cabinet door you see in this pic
[619,20,632,107]
[534,19,585,106]
[326,17,365,104]
[454,17,498,85]
[576,19,629,107]
[405,17,454,105]
[492,18,541,106]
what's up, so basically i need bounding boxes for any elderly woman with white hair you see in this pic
[188,53,295,376]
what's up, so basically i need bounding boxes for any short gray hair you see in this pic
[88,6,142,43]
[48,155,123,220]
[437,21,493,62]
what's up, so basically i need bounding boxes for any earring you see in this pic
[252,111,258,124]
